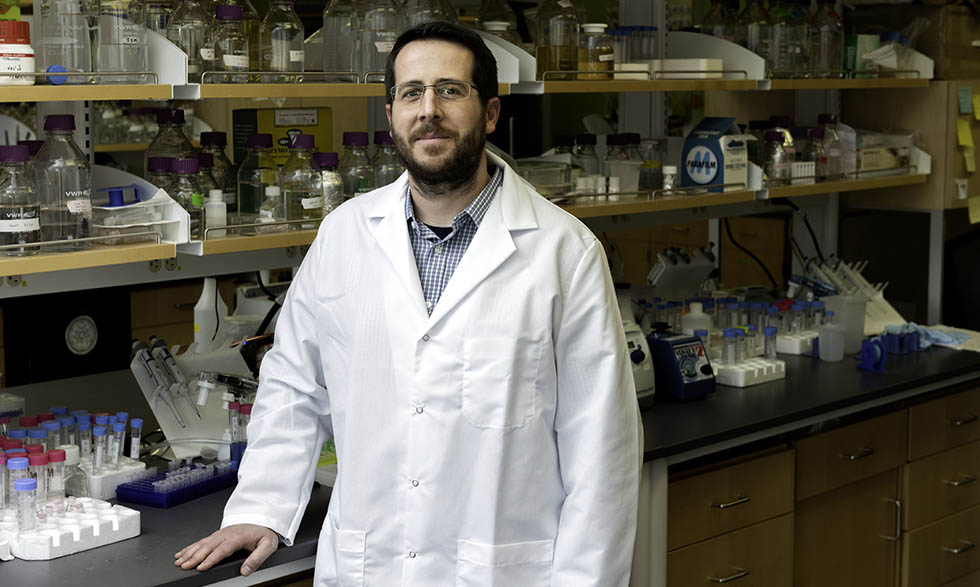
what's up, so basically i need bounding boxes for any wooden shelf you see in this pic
[768,78,929,90]
[769,174,929,198]
[0,242,175,278]
[95,141,200,153]
[525,79,759,94]
[187,230,318,256]
[198,82,511,99]
[0,84,172,103]
[561,190,757,219]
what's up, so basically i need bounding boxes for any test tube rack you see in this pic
[776,331,819,355]
[715,358,787,388]
[0,498,140,560]
[0,391,25,419]
[78,458,152,500]
[115,461,238,508]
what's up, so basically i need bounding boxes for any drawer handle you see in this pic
[942,540,976,555]
[839,446,876,461]
[710,495,751,509]
[880,498,902,542]
[943,474,978,487]
[708,568,750,583]
[949,413,979,427]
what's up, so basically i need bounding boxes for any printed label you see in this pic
[558,0,574,7]
[200,48,215,61]
[598,53,614,62]
[274,109,317,126]
[301,196,322,210]
[290,50,305,62]
[259,209,274,220]
[829,148,841,157]
[66,197,92,216]
[222,54,248,69]
[0,218,39,232]
[375,41,395,53]
[191,192,204,207]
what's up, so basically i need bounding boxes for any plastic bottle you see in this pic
[680,302,713,335]
[810,0,843,78]
[535,0,578,80]
[213,4,250,83]
[109,422,125,469]
[764,326,778,360]
[129,418,142,459]
[63,445,88,497]
[322,0,357,81]
[763,130,790,186]
[257,185,286,232]
[193,277,228,351]
[578,23,614,80]
[42,421,60,451]
[356,0,401,80]
[339,131,375,198]
[314,152,345,216]
[172,157,205,239]
[804,127,829,181]
[37,0,94,85]
[77,420,92,456]
[279,135,322,229]
[372,131,404,186]
[145,109,196,177]
[483,21,521,46]
[14,477,36,532]
[817,113,843,180]
[572,134,600,176]
[403,0,453,28]
[199,132,237,209]
[46,448,66,499]
[168,0,212,84]
[0,145,40,257]
[92,426,106,473]
[237,133,277,220]
[261,0,304,83]
[146,0,176,34]
[96,0,148,84]
[205,189,227,238]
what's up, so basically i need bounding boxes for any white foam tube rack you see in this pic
[0,498,140,560]
[715,359,786,387]
[777,331,819,355]
[78,458,152,500]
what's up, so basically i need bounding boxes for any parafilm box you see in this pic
[681,117,751,193]
[232,108,334,165]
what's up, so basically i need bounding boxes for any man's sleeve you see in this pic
[551,238,642,586]
[220,235,333,545]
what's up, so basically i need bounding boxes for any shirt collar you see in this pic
[405,165,503,230]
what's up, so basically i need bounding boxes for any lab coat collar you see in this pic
[367,150,540,327]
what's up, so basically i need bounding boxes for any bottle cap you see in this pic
[50,406,68,416]
[767,306,778,314]
[265,185,281,196]
[582,23,608,33]
[373,131,394,145]
[93,426,106,437]
[62,445,80,466]
[694,329,708,337]
[289,134,315,149]
[17,140,44,158]
[47,449,66,463]
[77,420,91,431]
[197,152,215,168]
[216,4,244,19]
[209,189,223,201]
[147,157,173,174]
[37,412,54,422]
[575,133,596,146]
[748,119,772,130]
[723,329,737,338]
[313,151,339,168]
[116,412,128,422]
[6,448,26,457]
[606,133,623,147]
[28,452,48,466]
[764,130,784,143]
[342,131,368,147]
[624,132,641,145]
[812,301,825,308]
[14,477,37,491]
[45,64,68,86]
[809,127,825,140]
[113,422,127,433]
[108,416,118,427]
[748,324,758,332]
[769,115,792,128]
[70,410,88,417]
[791,303,803,311]
[483,21,509,32]
[131,418,143,428]
[173,158,200,175]
[246,134,273,149]
[43,114,76,132]
[726,303,739,310]
[228,401,240,411]
[200,131,227,147]
[735,329,745,336]
[663,165,677,174]
[28,429,48,439]
[553,134,574,148]
[239,404,253,415]
[42,420,60,430]
[156,109,185,126]
[0,145,29,163]
[825,310,835,317]
[8,429,26,439]
[764,326,778,336]
[8,456,28,470]
[58,416,75,428]
[24,443,43,454]
[0,20,30,44]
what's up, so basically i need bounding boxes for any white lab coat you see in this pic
[222,151,641,586]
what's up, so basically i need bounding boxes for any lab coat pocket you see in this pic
[456,538,554,587]
[461,335,543,429]
[330,517,366,587]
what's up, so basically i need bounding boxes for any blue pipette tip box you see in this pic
[115,462,239,508]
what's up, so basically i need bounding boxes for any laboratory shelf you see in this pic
[510,79,759,95]
[0,84,172,103]
[768,78,930,90]
[95,142,200,153]
[561,190,758,219]
[768,173,929,199]
[196,83,511,99]
[178,229,318,256]
[0,242,175,278]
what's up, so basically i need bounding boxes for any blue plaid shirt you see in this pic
[406,166,504,315]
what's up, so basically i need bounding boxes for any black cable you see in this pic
[255,271,278,301]
[255,299,281,338]
[212,281,219,341]
[723,217,779,288]
[791,236,807,261]
[771,198,826,263]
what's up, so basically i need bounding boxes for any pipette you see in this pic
[132,341,186,428]
[149,337,202,419]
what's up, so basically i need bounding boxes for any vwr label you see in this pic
[66,195,92,216]
[223,54,248,69]
[290,50,305,63]
[301,196,322,210]
[0,218,39,233]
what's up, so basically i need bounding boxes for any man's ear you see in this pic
[484,97,501,134]
[385,103,393,126]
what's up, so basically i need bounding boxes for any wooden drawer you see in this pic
[668,450,795,550]
[667,513,793,587]
[130,279,237,330]
[905,440,980,531]
[942,567,980,587]
[795,410,908,501]
[910,388,980,461]
[903,502,980,587]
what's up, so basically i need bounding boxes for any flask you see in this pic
[257,185,286,233]
[279,134,322,229]
[322,0,357,81]
[237,134,277,220]
[0,145,40,257]
[199,132,237,208]
[96,0,149,84]
[572,133,599,176]
[479,0,518,36]
[356,0,400,80]
[33,116,91,250]
[196,152,220,194]
[146,0,176,34]
[535,0,578,80]
[372,131,405,186]
[213,4,249,83]
[204,189,227,237]
[339,131,375,198]
[762,131,790,186]
[147,157,175,194]
[701,0,735,42]
[145,109,195,177]
[578,23,613,80]
[314,152,344,216]
[172,157,205,238]
[167,0,212,84]
[810,0,842,78]
[37,0,94,85]
[403,0,454,28]
[261,0,304,83]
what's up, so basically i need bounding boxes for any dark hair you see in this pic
[385,22,498,107]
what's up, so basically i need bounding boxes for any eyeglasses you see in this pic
[390,80,479,104]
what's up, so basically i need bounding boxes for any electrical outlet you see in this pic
[286,246,298,258]
[165,258,177,271]
[148,260,161,272]
[7,275,21,287]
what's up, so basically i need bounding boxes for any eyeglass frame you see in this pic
[389,80,481,104]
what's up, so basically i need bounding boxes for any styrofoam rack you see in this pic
[78,458,151,500]
[0,498,140,560]
[0,391,25,418]
[715,359,786,387]
[777,332,818,355]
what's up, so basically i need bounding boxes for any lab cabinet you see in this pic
[908,386,980,460]
[719,216,788,289]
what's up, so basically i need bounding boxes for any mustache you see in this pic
[411,124,458,141]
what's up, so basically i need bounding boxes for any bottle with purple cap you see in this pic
[339,131,375,198]
[147,157,175,194]
[314,151,344,216]
[213,4,250,83]
[237,133,277,221]
[196,152,220,194]
[279,134,322,229]
[35,114,91,250]
[199,132,236,210]
[145,109,195,177]
[0,144,40,256]
[372,130,405,186]
[172,157,205,238]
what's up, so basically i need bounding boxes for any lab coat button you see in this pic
[411,479,419,487]
[421,334,430,342]
[409,551,417,559]
[415,406,424,414]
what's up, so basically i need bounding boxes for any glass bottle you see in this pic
[0,145,40,257]
[479,0,518,32]
[96,0,148,84]
[803,127,828,181]
[339,131,375,198]
[702,0,735,42]
[572,133,599,176]
[322,0,358,81]
[279,134,322,229]
[196,152,220,194]
[357,0,400,81]
[146,0,176,34]
[200,132,237,209]
[213,4,249,83]
[147,157,175,193]
[37,0,95,85]
[810,0,842,78]
[535,0,579,80]
[219,0,261,80]
[818,113,843,180]
[372,131,405,186]
[403,0,454,28]
[168,0,212,84]
[145,109,195,176]
[578,23,613,80]
[768,115,796,160]
[257,185,286,232]
[237,133,277,221]
[740,0,772,72]
[33,116,91,251]
[261,0,304,83]
[172,157,205,238]
[314,152,345,216]
[762,130,790,186]
[483,21,522,46]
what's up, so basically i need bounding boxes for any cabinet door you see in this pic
[909,387,980,460]
[795,469,901,587]
[903,502,980,587]
[904,439,980,530]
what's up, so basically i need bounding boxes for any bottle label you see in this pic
[829,148,841,157]
[301,196,322,210]
[0,218,39,233]
[192,192,204,207]
[599,53,614,62]
[200,48,215,61]
[290,50,305,63]
[66,195,92,216]
[558,0,574,7]
[259,209,274,220]
[223,54,248,69]
[375,41,395,53]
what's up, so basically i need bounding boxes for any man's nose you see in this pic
[417,88,443,122]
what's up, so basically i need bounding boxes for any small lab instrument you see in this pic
[646,243,716,302]
[617,291,655,400]
[646,327,715,401]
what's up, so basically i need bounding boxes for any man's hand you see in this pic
[175,524,278,577]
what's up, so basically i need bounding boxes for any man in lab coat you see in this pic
[176,21,641,586]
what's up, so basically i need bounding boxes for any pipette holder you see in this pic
[0,498,140,560]
[777,331,819,355]
[0,391,25,418]
[116,461,238,508]
[715,358,786,387]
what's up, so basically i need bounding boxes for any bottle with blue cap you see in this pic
[7,455,29,492]
[58,416,75,446]
[93,425,107,473]
[764,326,778,360]
[790,303,804,335]
[130,418,143,460]
[110,421,127,470]
[723,328,739,366]
[77,419,92,457]
[42,419,61,451]
[14,476,37,532]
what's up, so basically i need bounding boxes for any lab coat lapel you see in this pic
[368,179,428,319]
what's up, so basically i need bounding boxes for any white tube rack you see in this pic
[715,359,786,387]
[0,498,140,560]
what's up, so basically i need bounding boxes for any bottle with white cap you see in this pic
[257,185,286,233]
[204,189,227,238]
[578,23,614,80]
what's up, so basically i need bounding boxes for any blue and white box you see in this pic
[681,117,751,193]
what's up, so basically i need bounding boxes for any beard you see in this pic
[391,119,486,195]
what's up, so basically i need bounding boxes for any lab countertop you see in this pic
[0,484,331,586]
[642,346,980,462]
